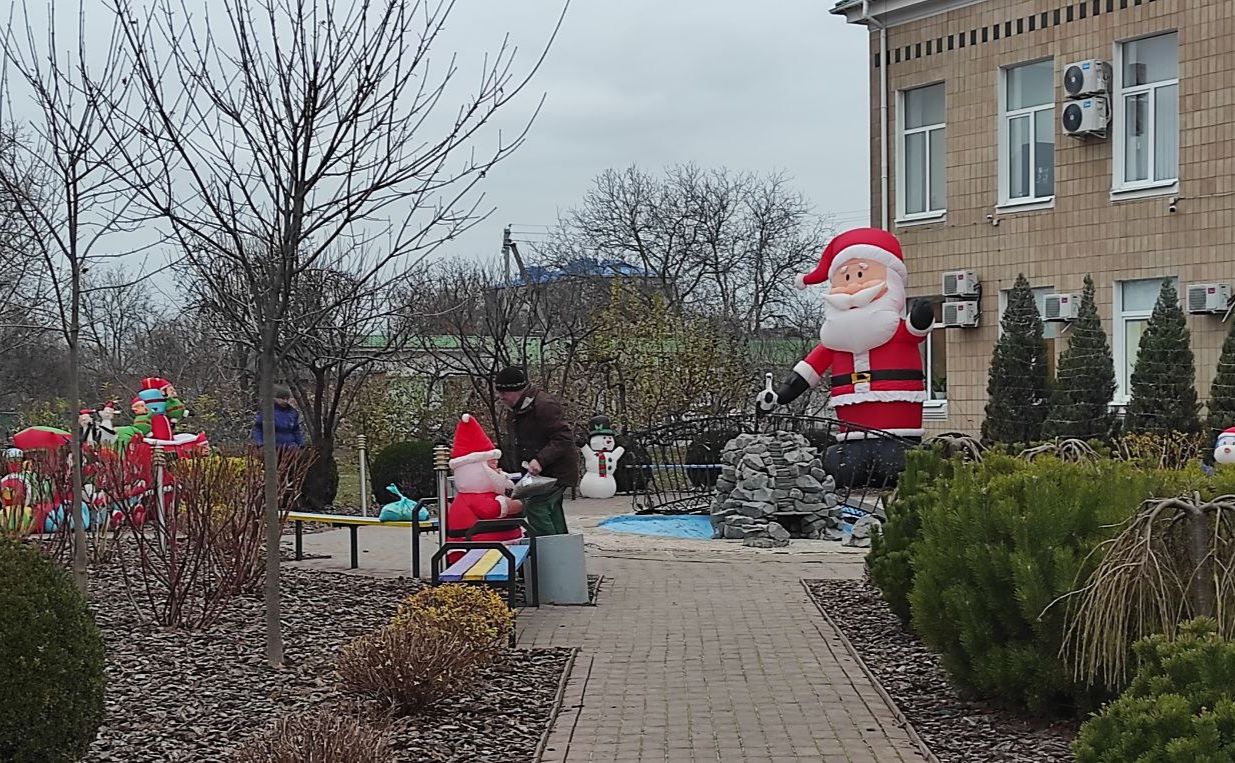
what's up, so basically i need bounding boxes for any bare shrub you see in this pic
[337,617,482,715]
[229,706,390,763]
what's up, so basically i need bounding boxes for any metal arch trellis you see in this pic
[619,413,916,516]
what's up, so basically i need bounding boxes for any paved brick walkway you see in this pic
[525,550,925,763]
[288,501,926,762]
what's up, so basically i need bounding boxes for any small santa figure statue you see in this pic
[757,227,934,487]
[446,413,524,561]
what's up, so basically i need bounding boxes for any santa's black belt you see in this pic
[831,369,924,387]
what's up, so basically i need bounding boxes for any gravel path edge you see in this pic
[800,579,940,763]
[533,646,580,762]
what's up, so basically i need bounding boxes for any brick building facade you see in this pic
[831,0,1235,435]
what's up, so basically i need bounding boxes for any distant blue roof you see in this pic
[499,258,653,288]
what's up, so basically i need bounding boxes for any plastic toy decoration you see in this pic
[138,383,209,455]
[579,415,625,500]
[445,413,523,560]
[1215,427,1235,466]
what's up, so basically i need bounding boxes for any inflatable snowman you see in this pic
[1215,427,1235,466]
[579,415,625,500]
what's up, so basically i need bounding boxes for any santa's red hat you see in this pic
[141,376,171,391]
[449,413,502,469]
[794,227,907,290]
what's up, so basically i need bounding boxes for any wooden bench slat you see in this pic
[462,549,505,581]
[484,545,530,582]
[287,511,436,529]
[439,549,489,581]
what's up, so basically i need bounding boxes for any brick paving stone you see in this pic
[524,551,926,763]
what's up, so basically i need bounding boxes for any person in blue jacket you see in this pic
[253,385,306,449]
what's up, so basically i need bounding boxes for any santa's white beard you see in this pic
[456,462,515,494]
[818,277,906,354]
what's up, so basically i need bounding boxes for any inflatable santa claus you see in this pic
[758,227,934,487]
[446,413,524,562]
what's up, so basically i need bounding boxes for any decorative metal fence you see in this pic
[619,413,915,516]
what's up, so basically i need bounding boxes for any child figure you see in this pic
[446,413,524,562]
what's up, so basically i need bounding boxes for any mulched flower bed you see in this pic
[85,563,573,762]
[806,578,1078,763]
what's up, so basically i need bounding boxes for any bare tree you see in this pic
[103,0,567,665]
[0,1,146,588]
[561,164,830,333]
[80,265,158,382]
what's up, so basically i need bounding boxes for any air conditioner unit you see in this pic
[1062,97,1109,138]
[942,269,980,298]
[1063,59,1112,98]
[1043,293,1080,322]
[1186,283,1232,314]
[942,301,979,328]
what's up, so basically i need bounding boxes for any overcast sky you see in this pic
[435,0,872,262]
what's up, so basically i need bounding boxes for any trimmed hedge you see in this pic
[0,540,106,761]
[370,440,435,504]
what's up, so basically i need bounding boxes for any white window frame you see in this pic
[922,326,947,418]
[896,82,946,223]
[996,285,1059,340]
[998,59,1055,209]
[1112,31,1180,197]
[1112,277,1179,404]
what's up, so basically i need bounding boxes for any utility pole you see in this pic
[502,225,512,285]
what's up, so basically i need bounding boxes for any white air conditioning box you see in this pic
[1043,293,1080,321]
[1062,96,1109,137]
[1063,59,1112,98]
[942,300,979,328]
[942,269,980,298]
[1186,283,1232,314]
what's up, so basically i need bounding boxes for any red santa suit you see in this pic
[781,227,932,440]
[446,414,522,563]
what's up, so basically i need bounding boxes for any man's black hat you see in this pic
[494,366,529,392]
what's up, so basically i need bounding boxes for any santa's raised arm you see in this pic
[757,228,935,441]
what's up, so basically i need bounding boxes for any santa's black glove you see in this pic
[909,299,935,332]
[757,371,811,413]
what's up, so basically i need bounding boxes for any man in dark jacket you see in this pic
[494,366,578,537]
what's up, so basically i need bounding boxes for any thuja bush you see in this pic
[908,455,1182,716]
[867,446,960,625]
[1074,618,1235,762]
[230,706,391,762]
[370,440,435,504]
[0,540,106,761]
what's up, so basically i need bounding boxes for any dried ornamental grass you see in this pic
[229,706,391,762]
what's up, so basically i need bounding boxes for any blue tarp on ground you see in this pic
[598,514,715,539]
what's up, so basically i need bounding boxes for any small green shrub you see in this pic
[908,455,1173,716]
[370,440,435,504]
[230,706,390,762]
[867,446,956,624]
[0,540,106,761]
[1074,618,1235,762]
[394,584,513,665]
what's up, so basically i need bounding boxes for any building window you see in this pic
[898,83,946,219]
[918,302,947,411]
[1114,32,1179,191]
[1114,277,1178,401]
[998,286,1060,379]
[999,60,1054,205]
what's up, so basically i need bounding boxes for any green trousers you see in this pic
[523,487,569,537]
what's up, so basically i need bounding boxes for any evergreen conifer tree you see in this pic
[1123,280,1201,434]
[983,273,1049,444]
[1044,275,1116,440]
[1205,310,1235,442]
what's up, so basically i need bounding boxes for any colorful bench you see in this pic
[288,510,439,577]
[430,518,539,645]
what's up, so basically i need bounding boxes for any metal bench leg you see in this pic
[295,520,303,561]
[349,525,359,569]
[411,523,420,579]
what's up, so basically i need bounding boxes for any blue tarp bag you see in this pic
[378,484,430,522]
